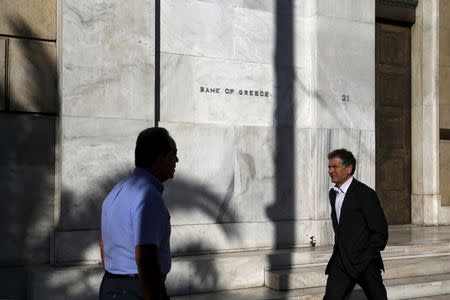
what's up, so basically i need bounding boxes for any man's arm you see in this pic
[135,244,163,300]
[362,189,389,254]
[99,233,104,267]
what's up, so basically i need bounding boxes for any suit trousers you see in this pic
[99,271,170,300]
[323,258,387,300]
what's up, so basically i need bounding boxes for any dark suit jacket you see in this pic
[325,178,388,279]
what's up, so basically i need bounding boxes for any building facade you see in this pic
[0,0,449,298]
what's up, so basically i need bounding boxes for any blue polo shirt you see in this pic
[101,167,171,275]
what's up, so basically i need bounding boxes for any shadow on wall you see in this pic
[0,16,242,300]
[266,0,296,290]
[0,17,57,299]
[56,171,239,298]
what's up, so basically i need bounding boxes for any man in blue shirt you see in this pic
[99,127,178,300]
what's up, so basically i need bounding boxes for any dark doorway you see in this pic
[375,1,416,224]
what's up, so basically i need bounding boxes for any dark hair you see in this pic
[328,148,356,175]
[135,127,172,168]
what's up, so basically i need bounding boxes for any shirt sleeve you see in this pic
[132,195,165,247]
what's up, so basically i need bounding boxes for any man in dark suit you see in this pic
[323,149,388,300]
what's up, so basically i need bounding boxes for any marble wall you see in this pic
[55,0,377,263]
[158,0,376,253]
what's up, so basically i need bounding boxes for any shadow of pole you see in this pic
[266,0,296,288]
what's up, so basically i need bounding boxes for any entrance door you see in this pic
[375,22,411,224]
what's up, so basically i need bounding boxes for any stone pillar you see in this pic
[411,0,441,225]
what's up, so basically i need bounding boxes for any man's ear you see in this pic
[346,165,353,175]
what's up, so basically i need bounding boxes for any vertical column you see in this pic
[411,0,440,225]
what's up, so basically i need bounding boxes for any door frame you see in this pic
[377,0,449,225]
[375,0,416,224]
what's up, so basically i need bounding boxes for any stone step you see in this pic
[265,252,450,290]
[27,234,450,299]
[173,273,450,300]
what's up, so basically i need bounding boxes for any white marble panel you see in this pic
[60,116,151,230]
[439,206,450,225]
[54,230,100,264]
[161,0,234,59]
[160,54,195,123]
[62,0,154,119]
[421,0,439,107]
[161,54,274,125]
[29,265,102,300]
[232,126,275,221]
[160,54,313,127]
[411,105,424,193]
[310,129,332,220]
[232,8,314,67]
[294,129,314,220]
[233,0,316,17]
[168,252,265,294]
[313,17,375,130]
[358,130,375,189]
[170,220,331,253]
[422,194,440,226]
[411,194,425,225]
[421,105,440,194]
[315,0,374,23]
[329,128,369,185]
[160,123,236,225]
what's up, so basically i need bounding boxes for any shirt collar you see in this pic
[334,176,353,194]
[133,167,165,194]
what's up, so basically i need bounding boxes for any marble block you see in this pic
[60,116,152,230]
[0,38,5,110]
[62,0,154,119]
[313,17,375,130]
[9,39,57,113]
[161,123,236,225]
[232,8,313,67]
[315,0,374,23]
[0,114,55,264]
[161,0,234,59]
[170,220,333,254]
[162,1,314,66]
[160,53,312,127]
[0,0,56,40]
[54,230,100,264]
[310,129,333,220]
[161,124,333,225]
[29,265,102,300]
[357,130,376,189]
[421,105,440,194]
[233,0,316,17]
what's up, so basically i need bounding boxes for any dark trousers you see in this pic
[323,259,387,300]
[99,272,170,300]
